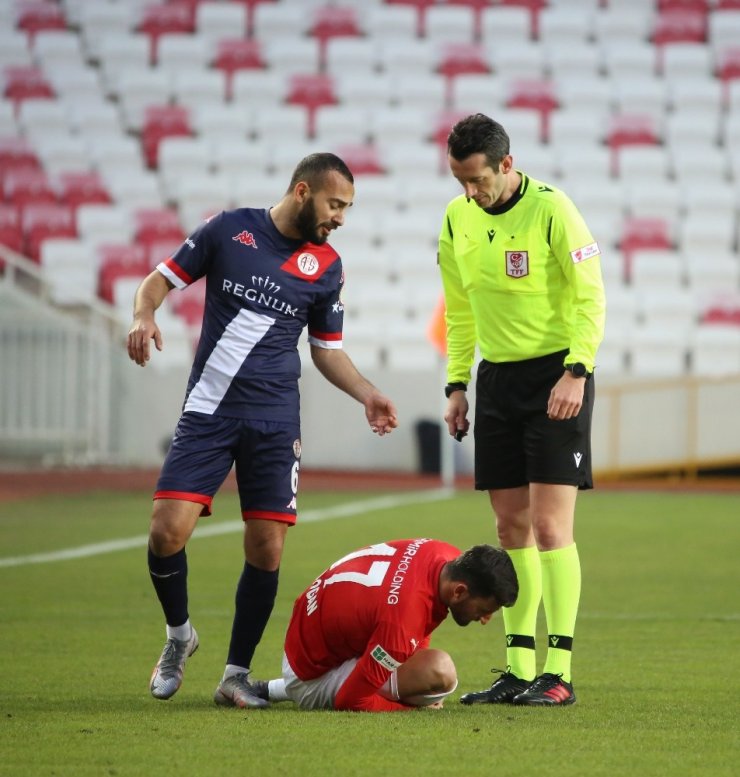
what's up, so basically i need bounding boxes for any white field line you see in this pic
[0,488,455,569]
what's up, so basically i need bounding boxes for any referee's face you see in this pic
[448,152,512,209]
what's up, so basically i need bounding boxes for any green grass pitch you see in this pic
[1,486,738,776]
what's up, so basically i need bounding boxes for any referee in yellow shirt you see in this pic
[439,114,606,706]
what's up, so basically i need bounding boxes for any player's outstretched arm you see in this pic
[310,346,398,436]
[127,271,173,366]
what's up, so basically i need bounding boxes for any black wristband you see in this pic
[444,382,467,398]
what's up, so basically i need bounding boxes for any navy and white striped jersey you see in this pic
[157,208,344,423]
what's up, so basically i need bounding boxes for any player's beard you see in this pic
[295,196,330,244]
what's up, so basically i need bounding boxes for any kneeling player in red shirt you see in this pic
[252,539,518,711]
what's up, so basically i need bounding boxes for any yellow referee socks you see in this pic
[541,543,581,683]
[502,546,542,682]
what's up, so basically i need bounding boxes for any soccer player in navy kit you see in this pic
[127,153,398,708]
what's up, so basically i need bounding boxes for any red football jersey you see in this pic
[284,538,459,711]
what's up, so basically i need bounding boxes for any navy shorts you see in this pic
[474,350,594,491]
[155,412,302,523]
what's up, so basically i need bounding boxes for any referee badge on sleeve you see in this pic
[506,250,529,278]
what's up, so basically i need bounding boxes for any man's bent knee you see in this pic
[149,499,201,556]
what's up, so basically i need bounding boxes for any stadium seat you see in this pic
[56,171,112,212]
[393,73,448,114]
[116,67,174,131]
[498,0,546,40]
[619,216,675,282]
[22,202,77,263]
[15,1,68,39]
[593,6,655,45]
[538,6,595,44]
[132,206,185,250]
[628,325,689,378]
[141,104,193,169]
[424,5,477,45]
[488,41,546,80]
[435,43,490,105]
[252,3,311,40]
[689,323,740,377]
[616,146,672,183]
[97,243,151,303]
[2,65,55,107]
[631,249,686,290]
[651,8,707,48]
[505,78,559,142]
[332,143,385,176]
[212,39,265,100]
[325,38,381,78]
[76,204,133,248]
[313,105,373,148]
[480,6,534,44]
[3,167,57,210]
[157,32,211,74]
[195,2,249,47]
[624,179,682,222]
[31,30,85,71]
[136,2,195,65]
[546,40,603,81]
[174,173,234,227]
[285,74,337,138]
[40,237,98,306]
[637,286,699,332]
[309,5,363,70]
[383,0,436,38]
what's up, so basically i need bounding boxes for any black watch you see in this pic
[564,362,591,378]
[444,382,467,398]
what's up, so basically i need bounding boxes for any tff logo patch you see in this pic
[506,250,529,278]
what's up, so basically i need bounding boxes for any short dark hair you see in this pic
[447,113,510,170]
[445,545,518,607]
[287,152,354,192]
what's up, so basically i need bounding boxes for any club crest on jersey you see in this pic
[506,250,529,278]
[232,230,258,249]
[296,252,319,276]
[293,439,302,458]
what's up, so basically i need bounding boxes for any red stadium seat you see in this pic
[213,39,265,100]
[96,243,151,303]
[506,78,559,142]
[285,74,337,138]
[605,114,661,176]
[140,105,193,168]
[2,66,55,107]
[309,6,363,70]
[3,167,57,210]
[133,207,185,249]
[22,202,76,263]
[437,43,490,103]
[618,217,674,283]
[137,3,196,64]
[57,171,113,211]
[15,1,68,39]
[0,137,42,177]
[333,144,385,176]
[652,9,707,46]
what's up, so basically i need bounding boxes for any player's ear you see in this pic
[452,582,469,602]
[500,155,513,174]
[294,181,310,202]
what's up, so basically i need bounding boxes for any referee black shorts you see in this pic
[474,350,594,492]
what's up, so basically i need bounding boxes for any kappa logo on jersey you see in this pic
[232,230,259,249]
[371,645,401,672]
[293,439,302,458]
[281,243,340,283]
[506,250,529,278]
[185,238,195,249]
[570,241,599,264]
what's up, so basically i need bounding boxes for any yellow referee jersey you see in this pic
[438,172,606,384]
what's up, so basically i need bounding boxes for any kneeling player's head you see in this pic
[445,545,519,618]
